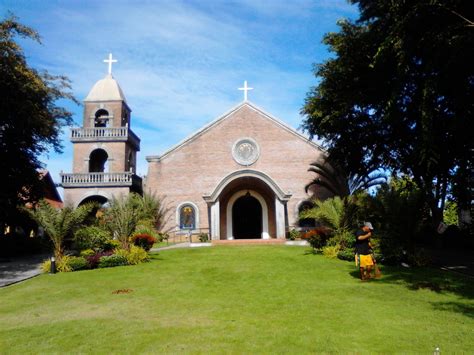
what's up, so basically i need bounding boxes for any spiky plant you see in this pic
[305,159,386,197]
[103,192,166,249]
[26,200,95,259]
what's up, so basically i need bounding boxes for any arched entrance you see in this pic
[232,193,262,239]
[226,189,269,240]
[203,169,292,240]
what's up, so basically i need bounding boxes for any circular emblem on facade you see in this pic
[232,138,260,166]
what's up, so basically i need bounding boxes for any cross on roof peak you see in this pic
[238,80,253,101]
[103,53,117,75]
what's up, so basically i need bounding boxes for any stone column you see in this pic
[275,198,286,239]
[210,201,220,240]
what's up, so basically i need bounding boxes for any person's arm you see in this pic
[357,231,371,240]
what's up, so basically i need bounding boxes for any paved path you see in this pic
[0,254,47,287]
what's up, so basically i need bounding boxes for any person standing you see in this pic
[355,222,374,280]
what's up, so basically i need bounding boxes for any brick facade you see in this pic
[146,102,331,239]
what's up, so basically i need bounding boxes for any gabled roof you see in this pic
[146,101,324,162]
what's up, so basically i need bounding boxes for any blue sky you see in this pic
[1,0,357,187]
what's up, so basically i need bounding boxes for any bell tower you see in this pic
[61,54,142,206]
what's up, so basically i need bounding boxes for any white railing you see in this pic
[70,127,140,147]
[61,172,141,186]
[71,127,128,139]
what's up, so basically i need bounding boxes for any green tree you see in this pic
[26,200,95,259]
[301,1,473,227]
[0,15,76,225]
[103,193,165,249]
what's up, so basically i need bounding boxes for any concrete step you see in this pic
[212,239,286,245]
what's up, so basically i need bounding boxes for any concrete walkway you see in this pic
[0,254,47,287]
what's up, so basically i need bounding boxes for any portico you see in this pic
[203,170,291,240]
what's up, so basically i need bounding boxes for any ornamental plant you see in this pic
[131,233,156,251]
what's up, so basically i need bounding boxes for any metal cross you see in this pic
[238,80,253,101]
[103,53,117,75]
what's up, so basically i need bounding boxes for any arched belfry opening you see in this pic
[232,192,262,239]
[79,195,108,207]
[89,149,108,172]
[94,109,110,127]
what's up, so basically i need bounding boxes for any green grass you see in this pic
[1,246,473,353]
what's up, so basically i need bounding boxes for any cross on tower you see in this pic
[238,80,253,101]
[103,53,117,75]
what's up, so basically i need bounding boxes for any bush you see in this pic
[198,233,209,242]
[102,239,121,251]
[115,245,149,265]
[86,251,113,269]
[80,249,95,257]
[407,248,433,267]
[337,249,354,261]
[287,228,300,241]
[301,228,329,250]
[74,226,112,251]
[131,233,156,251]
[322,245,340,259]
[40,256,73,273]
[67,256,88,271]
[98,254,128,268]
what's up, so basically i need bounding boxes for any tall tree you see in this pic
[0,15,76,225]
[302,1,473,227]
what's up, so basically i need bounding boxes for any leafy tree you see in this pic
[0,15,76,225]
[301,1,473,227]
[305,158,386,196]
[443,200,459,226]
[25,201,95,259]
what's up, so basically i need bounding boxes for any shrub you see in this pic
[301,228,329,250]
[131,233,156,251]
[67,256,88,271]
[198,233,209,243]
[102,239,121,251]
[74,226,112,251]
[40,256,73,273]
[322,245,340,259]
[407,248,432,267]
[287,228,300,241]
[80,249,95,257]
[98,254,128,268]
[115,245,149,265]
[86,251,113,269]
[337,249,354,261]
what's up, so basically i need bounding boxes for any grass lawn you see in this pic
[1,246,473,353]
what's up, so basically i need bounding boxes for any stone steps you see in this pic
[212,239,286,246]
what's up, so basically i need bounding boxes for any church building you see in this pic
[145,82,330,240]
[61,55,331,240]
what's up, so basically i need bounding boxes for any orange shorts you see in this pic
[355,254,374,268]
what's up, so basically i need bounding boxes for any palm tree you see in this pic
[26,200,95,259]
[305,159,386,197]
[299,196,353,235]
[103,192,165,249]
